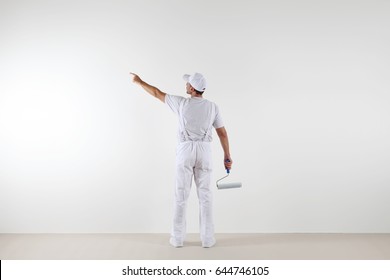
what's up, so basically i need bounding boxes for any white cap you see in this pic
[183,72,207,92]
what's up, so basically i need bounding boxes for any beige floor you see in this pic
[1,233,390,260]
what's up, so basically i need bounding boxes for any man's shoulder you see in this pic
[166,94,186,101]
[206,99,219,108]
[165,94,187,112]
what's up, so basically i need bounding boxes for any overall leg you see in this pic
[170,142,195,247]
[194,142,215,247]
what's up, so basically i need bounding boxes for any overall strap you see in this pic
[179,98,191,141]
[201,102,216,141]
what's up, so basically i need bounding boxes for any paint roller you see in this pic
[216,160,242,190]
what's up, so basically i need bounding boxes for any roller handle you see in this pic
[225,159,231,174]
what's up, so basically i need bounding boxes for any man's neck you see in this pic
[190,93,203,98]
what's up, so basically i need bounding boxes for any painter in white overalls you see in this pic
[165,73,224,248]
[130,71,232,248]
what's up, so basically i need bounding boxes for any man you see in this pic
[130,72,232,248]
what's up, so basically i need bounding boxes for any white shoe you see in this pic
[169,237,183,248]
[202,239,216,248]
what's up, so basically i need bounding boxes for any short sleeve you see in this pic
[165,94,185,115]
[213,104,224,129]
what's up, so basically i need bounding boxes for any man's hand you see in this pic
[129,72,166,103]
[224,157,233,171]
[130,72,142,84]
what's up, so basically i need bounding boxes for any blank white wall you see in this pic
[1,0,389,233]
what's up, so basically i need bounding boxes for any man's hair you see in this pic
[195,89,204,95]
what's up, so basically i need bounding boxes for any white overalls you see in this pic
[169,97,217,248]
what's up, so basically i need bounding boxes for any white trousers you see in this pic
[170,141,215,246]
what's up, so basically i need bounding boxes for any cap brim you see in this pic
[183,74,190,82]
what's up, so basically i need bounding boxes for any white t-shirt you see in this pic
[166,94,224,142]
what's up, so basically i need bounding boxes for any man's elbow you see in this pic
[157,91,166,103]
[216,127,228,138]
[153,89,166,103]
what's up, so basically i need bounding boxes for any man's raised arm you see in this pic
[130,72,166,103]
